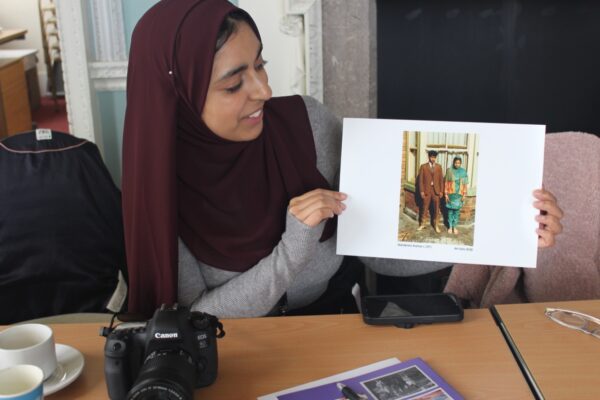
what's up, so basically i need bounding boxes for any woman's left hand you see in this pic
[533,188,563,248]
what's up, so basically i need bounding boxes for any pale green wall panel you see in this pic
[98,0,157,186]
[122,0,159,50]
[98,91,127,186]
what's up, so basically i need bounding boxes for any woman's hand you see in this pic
[533,188,563,248]
[288,189,347,227]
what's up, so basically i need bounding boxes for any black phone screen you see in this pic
[364,294,461,319]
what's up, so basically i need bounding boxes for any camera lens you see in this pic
[126,349,196,400]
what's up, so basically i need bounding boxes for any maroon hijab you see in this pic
[123,0,333,316]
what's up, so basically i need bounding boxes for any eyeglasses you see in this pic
[544,307,600,339]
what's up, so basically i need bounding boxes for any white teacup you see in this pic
[0,324,57,380]
[0,365,44,400]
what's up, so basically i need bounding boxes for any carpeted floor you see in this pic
[32,96,69,133]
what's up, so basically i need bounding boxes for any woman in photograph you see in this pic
[444,157,469,234]
[122,0,564,318]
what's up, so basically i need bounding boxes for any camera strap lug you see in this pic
[278,293,289,316]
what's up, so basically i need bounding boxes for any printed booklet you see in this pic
[258,358,463,400]
[337,118,545,268]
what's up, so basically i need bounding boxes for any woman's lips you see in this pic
[243,108,263,124]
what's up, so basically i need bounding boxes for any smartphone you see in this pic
[361,293,464,328]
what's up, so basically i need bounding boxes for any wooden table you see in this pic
[494,300,600,400]
[42,310,532,399]
[0,29,27,46]
[0,57,32,137]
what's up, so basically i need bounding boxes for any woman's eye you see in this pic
[225,81,243,93]
[256,59,268,70]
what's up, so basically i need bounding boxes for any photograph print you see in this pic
[411,388,453,400]
[360,366,436,400]
[338,118,544,268]
[398,131,479,247]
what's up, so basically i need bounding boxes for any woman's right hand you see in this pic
[288,189,347,227]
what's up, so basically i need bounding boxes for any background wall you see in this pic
[122,0,158,50]
[322,0,377,118]
[94,0,158,184]
[2,0,319,185]
[239,0,305,97]
[0,0,47,95]
[0,0,155,183]
[377,0,600,135]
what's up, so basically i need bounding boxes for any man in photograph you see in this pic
[417,150,444,233]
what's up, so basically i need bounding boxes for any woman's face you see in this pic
[453,159,462,169]
[202,22,272,141]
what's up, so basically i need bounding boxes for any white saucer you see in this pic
[43,343,85,396]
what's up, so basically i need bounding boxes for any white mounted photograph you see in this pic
[337,118,545,268]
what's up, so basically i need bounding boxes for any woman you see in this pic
[122,0,564,318]
[444,157,469,234]
[123,0,351,318]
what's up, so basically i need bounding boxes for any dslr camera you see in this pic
[101,304,225,400]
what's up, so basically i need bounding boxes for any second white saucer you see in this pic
[43,343,85,396]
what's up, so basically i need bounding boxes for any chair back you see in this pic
[529,132,600,301]
[0,131,126,323]
[444,132,600,307]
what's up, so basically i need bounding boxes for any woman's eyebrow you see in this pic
[217,44,264,82]
[218,64,248,81]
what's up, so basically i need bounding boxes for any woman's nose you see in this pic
[249,72,272,101]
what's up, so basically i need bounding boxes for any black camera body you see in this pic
[102,304,224,400]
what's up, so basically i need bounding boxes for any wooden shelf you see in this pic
[0,29,28,46]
